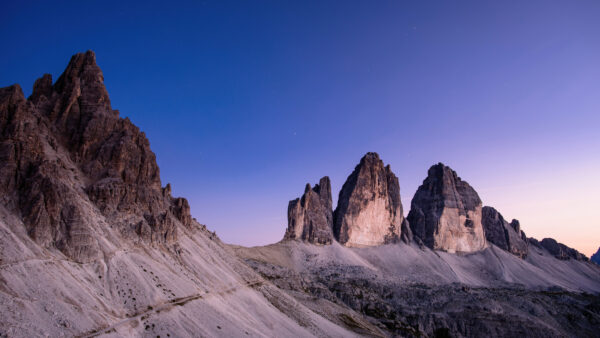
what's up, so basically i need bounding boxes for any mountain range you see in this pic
[1,51,599,337]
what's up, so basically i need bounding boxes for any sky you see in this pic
[1,1,599,256]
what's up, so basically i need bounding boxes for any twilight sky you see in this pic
[2,1,599,256]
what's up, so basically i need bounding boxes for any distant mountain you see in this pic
[1,51,599,337]
[592,247,600,265]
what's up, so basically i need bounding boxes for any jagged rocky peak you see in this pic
[481,206,528,258]
[408,163,486,253]
[333,152,411,247]
[284,176,333,244]
[529,237,588,261]
[0,51,194,263]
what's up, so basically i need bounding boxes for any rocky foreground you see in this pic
[1,51,599,337]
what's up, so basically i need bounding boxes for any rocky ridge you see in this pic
[407,163,486,253]
[481,206,529,258]
[333,152,412,247]
[284,176,334,244]
[529,237,588,261]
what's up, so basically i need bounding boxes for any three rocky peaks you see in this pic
[284,155,587,261]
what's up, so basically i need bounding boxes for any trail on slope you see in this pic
[80,280,264,338]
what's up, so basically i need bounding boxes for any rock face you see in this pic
[529,237,588,261]
[0,51,193,262]
[481,206,528,258]
[407,163,486,253]
[284,177,333,244]
[591,248,600,265]
[333,152,411,247]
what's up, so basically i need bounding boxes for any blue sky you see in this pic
[2,1,599,255]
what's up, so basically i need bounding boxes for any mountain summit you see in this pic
[408,163,486,253]
[333,152,412,247]
[0,51,191,263]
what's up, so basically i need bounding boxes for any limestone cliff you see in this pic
[407,163,486,253]
[284,176,333,244]
[333,152,411,247]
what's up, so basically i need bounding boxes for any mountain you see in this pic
[284,177,334,244]
[407,163,486,253]
[592,248,600,265]
[2,52,600,337]
[0,52,359,337]
[333,152,411,246]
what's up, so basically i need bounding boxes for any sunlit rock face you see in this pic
[408,163,486,253]
[284,176,333,244]
[333,152,411,247]
[482,206,529,258]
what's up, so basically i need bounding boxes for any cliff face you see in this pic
[0,51,192,263]
[407,163,486,253]
[284,176,334,244]
[481,206,528,258]
[333,152,411,247]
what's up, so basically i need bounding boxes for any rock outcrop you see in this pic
[481,206,528,258]
[529,237,588,261]
[333,152,411,247]
[0,51,193,262]
[284,177,333,244]
[407,163,486,253]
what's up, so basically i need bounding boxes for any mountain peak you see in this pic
[0,51,193,262]
[285,176,333,244]
[333,153,411,247]
[408,163,486,253]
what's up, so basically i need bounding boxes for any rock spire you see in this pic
[284,177,334,244]
[333,152,411,247]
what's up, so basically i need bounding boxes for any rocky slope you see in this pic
[235,240,600,337]
[333,152,411,247]
[481,206,529,258]
[284,177,334,244]
[0,51,360,337]
[407,163,486,253]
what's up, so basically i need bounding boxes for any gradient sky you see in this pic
[2,1,599,256]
